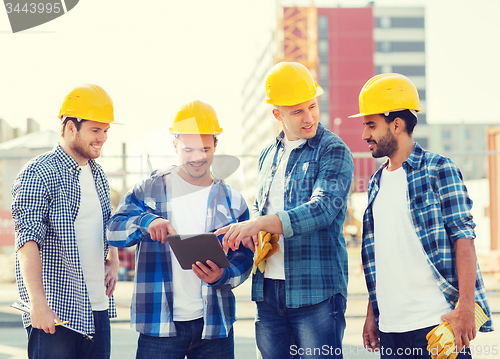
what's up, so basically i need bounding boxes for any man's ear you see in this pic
[65,119,76,136]
[173,139,178,154]
[393,117,403,134]
[272,108,282,122]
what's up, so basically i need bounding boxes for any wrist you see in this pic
[457,297,475,311]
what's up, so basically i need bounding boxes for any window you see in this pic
[390,17,424,28]
[391,42,425,52]
[375,17,391,28]
[320,113,330,130]
[442,130,452,140]
[319,16,328,35]
[320,94,329,113]
[392,65,426,76]
[319,64,329,86]
[376,41,391,52]
[416,113,426,124]
[319,39,329,55]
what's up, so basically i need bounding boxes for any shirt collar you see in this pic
[54,144,96,170]
[403,142,424,170]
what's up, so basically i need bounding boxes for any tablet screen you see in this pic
[167,233,230,270]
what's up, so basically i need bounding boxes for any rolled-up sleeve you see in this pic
[12,169,49,252]
[107,181,160,248]
[437,159,475,242]
[283,143,354,238]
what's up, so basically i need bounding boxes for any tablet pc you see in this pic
[167,233,230,270]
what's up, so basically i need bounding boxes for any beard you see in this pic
[182,160,209,179]
[71,133,101,161]
[370,129,398,158]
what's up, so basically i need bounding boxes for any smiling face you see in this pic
[362,114,398,158]
[62,119,109,165]
[174,134,217,186]
[273,98,319,141]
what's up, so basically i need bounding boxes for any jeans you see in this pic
[26,310,110,359]
[256,279,346,359]
[379,326,472,358]
[136,317,234,359]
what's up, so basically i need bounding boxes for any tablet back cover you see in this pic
[168,234,230,270]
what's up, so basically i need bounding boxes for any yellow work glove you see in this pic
[252,231,280,274]
[426,302,489,359]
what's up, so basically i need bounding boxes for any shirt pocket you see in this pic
[410,192,441,234]
[292,161,318,198]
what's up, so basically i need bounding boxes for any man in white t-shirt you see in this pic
[217,62,354,359]
[349,74,492,358]
[108,100,252,359]
[12,84,119,359]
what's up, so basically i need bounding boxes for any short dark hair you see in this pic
[382,110,417,135]
[60,117,87,136]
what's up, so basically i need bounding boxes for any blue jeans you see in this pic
[26,310,110,359]
[379,326,472,358]
[136,317,234,359]
[256,279,346,359]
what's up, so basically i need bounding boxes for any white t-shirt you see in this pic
[169,169,213,321]
[74,164,108,311]
[264,137,306,279]
[373,166,450,332]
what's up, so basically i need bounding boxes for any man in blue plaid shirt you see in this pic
[107,100,252,359]
[12,84,119,359]
[349,73,493,359]
[217,62,354,358]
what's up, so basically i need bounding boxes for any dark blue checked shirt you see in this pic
[12,144,116,335]
[251,123,354,307]
[107,166,252,339]
[362,143,493,332]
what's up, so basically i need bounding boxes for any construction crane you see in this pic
[275,0,319,79]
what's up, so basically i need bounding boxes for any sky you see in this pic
[1,0,500,170]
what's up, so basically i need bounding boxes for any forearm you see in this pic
[17,241,48,308]
[106,246,119,262]
[455,238,477,307]
[107,212,159,247]
[256,215,283,234]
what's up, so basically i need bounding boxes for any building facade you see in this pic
[241,5,428,193]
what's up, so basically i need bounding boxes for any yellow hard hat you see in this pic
[169,100,222,135]
[58,84,114,123]
[265,62,323,106]
[349,73,421,118]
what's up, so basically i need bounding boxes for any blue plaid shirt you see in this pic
[251,123,354,307]
[362,143,493,332]
[12,144,116,335]
[107,166,252,339]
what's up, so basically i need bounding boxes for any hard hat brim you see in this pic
[348,108,423,119]
[348,113,365,118]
